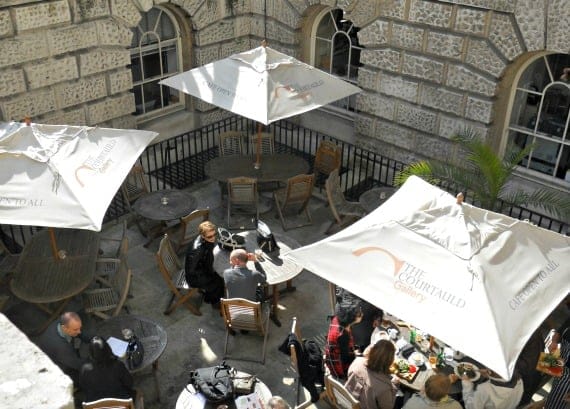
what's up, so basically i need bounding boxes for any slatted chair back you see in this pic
[324,168,366,234]
[156,234,202,316]
[248,132,275,155]
[273,173,314,231]
[170,208,210,253]
[121,164,149,207]
[290,317,313,409]
[227,177,258,229]
[325,374,360,409]
[220,297,270,363]
[98,220,128,259]
[82,397,135,409]
[0,238,20,284]
[219,131,244,156]
[95,235,129,283]
[314,140,341,180]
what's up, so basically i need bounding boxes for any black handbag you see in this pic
[256,220,279,254]
[125,334,144,370]
[189,361,234,403]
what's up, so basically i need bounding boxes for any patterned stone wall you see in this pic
[0,0,141,127]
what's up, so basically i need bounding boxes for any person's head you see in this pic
[88,336,116,366]
[424,374,451,401]
[267,396,290,409]
[199,221,217,243]
[366,339,396,374]
[372,309,385,328]
[230,249,248,267]
[336,303,363,327]
[60,312,82,337]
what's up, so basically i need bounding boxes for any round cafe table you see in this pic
[133,189,196,221]
[176,371,272,409]
[359,186,397,213]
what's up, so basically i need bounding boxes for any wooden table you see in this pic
[132,189,196,246]
[95,314,168,402]
[10,229,100,334]
[214,231,303,327]
[176,371,272,409]
[359,187,397,213]
[204,154,310,183]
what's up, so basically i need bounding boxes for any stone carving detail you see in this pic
[2,89,57,120]
[25,57,79,90]
[356,92,395,120]
[514,0,545,52]
[409,0,452,28]
[361,49,400,73]
[489,13,522,61]
[0,10,14,37]
[0,35,49,68]
[546,0,570,53]
[455,7,487,35]
[380,73,419,103]
[87,94,134,125]
[358,20,389,46]
[466,39,505,77]
[426,31,464,59]
[402,54,444,83]
[108,69,133,95]
[55,74,107,109]
[396,102,437,134]
[466,96,493,123]
[447,64,496,96]
[378,0,406,20]
[0,69,26,98]
[80,49,131,77]
[420,85,464,116]
[392,24,424,51]
[48,23,99,56]
[95,19,133,47]
[13,0,70,32]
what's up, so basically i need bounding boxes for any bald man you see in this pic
[223,249,266,301]
[36,311,91,384]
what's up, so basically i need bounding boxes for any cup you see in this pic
[161,196,169,205]
[429,353,437,368]
[254,249,264,261]
[420,339,430,353]
[388,328,398,340]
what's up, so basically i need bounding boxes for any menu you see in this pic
[235,392,265,409]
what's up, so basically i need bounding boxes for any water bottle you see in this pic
[409,327,416,344]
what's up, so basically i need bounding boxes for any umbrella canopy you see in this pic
[159,45,361,126]
[285,176,570,380]
[0,122,157,231]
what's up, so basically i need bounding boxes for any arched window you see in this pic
[312,8,361,114]
[130,7,183,119]
[507,54,570,181]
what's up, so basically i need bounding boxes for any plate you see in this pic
[455,362,480,382]
[408,352,425,366]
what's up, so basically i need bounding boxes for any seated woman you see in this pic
[79,337,140,404]
[345,339,397,409]
[325,302,363,379]
[403,374,462,409]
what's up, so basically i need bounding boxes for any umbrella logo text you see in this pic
[74,140,116,187]
[353,246,466,308]
[509,259,559,310]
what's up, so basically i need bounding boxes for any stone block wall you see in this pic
[0,0,141,127]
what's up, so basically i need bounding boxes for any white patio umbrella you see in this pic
[160,43,361,166]
[0,121,157,257]
[285,176,570,380]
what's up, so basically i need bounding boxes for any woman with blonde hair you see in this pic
[345,339,397,409]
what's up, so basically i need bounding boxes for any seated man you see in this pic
[403,374,462,409]
[223,248,266,301]
[36,311,91,384]
[454,368,523,409]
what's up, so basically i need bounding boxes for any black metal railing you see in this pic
[2,115,568,247]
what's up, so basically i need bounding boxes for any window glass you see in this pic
[507,54,570,181]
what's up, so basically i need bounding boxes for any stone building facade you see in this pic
[1,0,569,194]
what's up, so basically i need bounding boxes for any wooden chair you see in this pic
[82,257,132,320]
[314,140,341,189]
[227,177,258,229]
[248,132,275,155]
[82,397,135,409]
[325,168,367,234]
[121,164,152,236]
[324,374,360,409]
[220,297,270,364]
[219,131,245,156]
[0,238,20,285]
[290,317,313,409]
[155,234,202,316]
[273,173,314,231]
[167,208,210,254]
[95,235,129,283]
[98,220,128,258]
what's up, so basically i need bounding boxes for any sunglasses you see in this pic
[204,233,217,240]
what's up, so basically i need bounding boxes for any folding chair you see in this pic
[82,397,135,409]
[248,132,275,155]
[95,235,129,283]
[82,257,132,320]
[220,297,270,364]
[325,168,366,234]
[219,131,245,156]
[167,208,210,254]
[0,238,20,285]
[120,164,155,237]
[273,173,314,231]
[314,140,341,190]
[227,177,258,229]
[155,234,202,316]
[98,220,128,258]
[324,374,360,409]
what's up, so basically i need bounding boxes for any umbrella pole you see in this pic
[254,122,262,169]
[48,227,60,260]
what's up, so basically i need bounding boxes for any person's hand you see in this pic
[479,368,490,378]
[246,252,256,262]
[449,374,459,383]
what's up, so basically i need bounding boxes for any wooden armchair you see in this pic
[325,168,366,234]
[227,177,258,229]
[219,131,245,156]
[167,208,210,254]
[248,132,275,155]
[220,297,270,364]
[324,374,360,409]
[95,235,129,283]
[120,164,155,236]
[155,234,202,316]
[273,173,314,231]
[0,238,20,285]
[82,397,135,409]
[314,140,341,189]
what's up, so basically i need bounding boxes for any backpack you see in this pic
[189,361,234,403]
[303,339,324,386]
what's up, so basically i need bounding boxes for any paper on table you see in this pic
[181,385,206,409]
[107,336,128,358]
[235,392,265,409]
